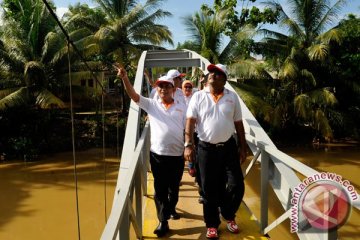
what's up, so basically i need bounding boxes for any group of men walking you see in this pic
[116,63,247,239]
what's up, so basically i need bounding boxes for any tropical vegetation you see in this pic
[0,0,174,159]
[227,0,357,143]
[0,0,359,160]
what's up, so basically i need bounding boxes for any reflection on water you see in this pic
[0,148,119,240]
[1,145,359,239]
[243,144,360,240]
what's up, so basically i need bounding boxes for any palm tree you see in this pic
[257,0,347,140]
[182,9,229,63]
[94,0,173,66]
[0,0,65,110]
[62,3,107,33]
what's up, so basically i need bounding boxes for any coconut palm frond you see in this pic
[308,43,329,61]
[318,28,343,45]
[230,60,273,82]
[232,81,267,97]
[314,0,348,34]
[131,24,173,46]
[281,58,298,79]
[35,88,66,109]
[272,103,287,128]
[72,35,100,58]
[41,32,66,64]
[300,69,317,87]
[0,87,31,110]
[63,3,107,32]
[294,94,311,119]
[235,24,256,41]
[282,18,304,39]
[182,9,226,63]
[51,46,71,67]
[314,108,333,140]
[68,28,93,43]
[232,84,273,122]
[82,43,101,58]
[0,88,20,100]
[218,38,238,62]
[308,88,338,107]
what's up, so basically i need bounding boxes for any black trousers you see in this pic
[197,137,245,228]
[194,133,203,196]
[150,151,184,222]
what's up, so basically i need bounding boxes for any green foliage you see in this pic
[201,0,279,36]
[182,9,227,63]
[255,0,350,141]
[0,0,68,111]
[328,14,360,138]
[176,40,200,52]
[62,3,107,33]
[93,0,173,66]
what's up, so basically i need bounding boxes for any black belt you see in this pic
[198,137,233,148]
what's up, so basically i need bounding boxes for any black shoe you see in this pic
[170,211,180,220]
[198,196,204,204]
[153,221,169,237]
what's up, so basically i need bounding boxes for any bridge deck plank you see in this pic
[143,170,269,239]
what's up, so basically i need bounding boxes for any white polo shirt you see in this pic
[186,87,242,144]
[137,95,186,156]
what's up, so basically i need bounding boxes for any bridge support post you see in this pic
[259,142,269,233]
[119,207,130,240]
[135,167,143,238]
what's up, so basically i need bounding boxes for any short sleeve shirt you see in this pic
[138,95,186,156]
[186,87,242,144]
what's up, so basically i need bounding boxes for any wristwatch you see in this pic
[184,142,193,148]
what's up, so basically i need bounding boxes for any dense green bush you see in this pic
[0,108,126,161]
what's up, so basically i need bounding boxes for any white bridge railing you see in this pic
[100,50,359,240]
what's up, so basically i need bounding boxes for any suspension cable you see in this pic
[67,41,81,240]
[42,0,120,226]
[41,0,105,92]
[102,93,107,222]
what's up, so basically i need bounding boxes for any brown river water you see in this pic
[0,145,359,239]
[0,148,119,240]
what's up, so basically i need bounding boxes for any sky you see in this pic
[51,0,360,49]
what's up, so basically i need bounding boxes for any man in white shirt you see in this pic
[184,63,246,239]
[117,67,187,237]
[151,69,186,103]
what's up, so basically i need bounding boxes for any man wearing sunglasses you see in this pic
[184,63,246,239]
[117,67,186,237]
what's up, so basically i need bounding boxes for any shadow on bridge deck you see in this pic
[143,170,269,240]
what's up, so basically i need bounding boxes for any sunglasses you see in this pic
[184,86,193,89]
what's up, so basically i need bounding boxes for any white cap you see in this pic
[207,64,228,79]
[155,75,174,86]
[166,69,186,80]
